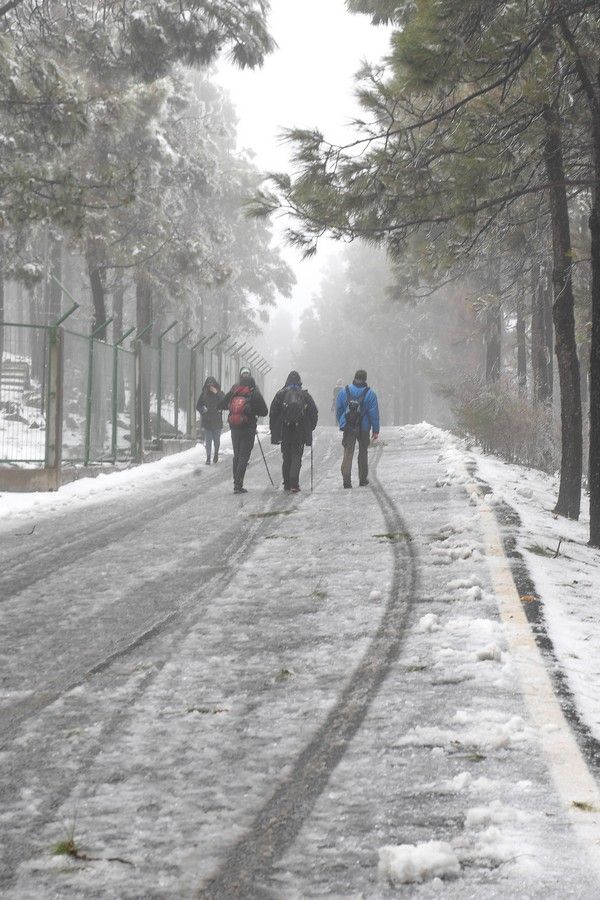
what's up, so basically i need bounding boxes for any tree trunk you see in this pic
[531,261,548,402]
[0,236,4,365]
[587,110,600,544]
[543,103,582,520]
[113,281,125,342]
[49,236,62,322]
[135,269,153,440]
[516,289,527,396]
[543,266,554,401]
[113,281,126,412]
[87,240,107,337]
[135,268,153,342]
[485,260,502,383]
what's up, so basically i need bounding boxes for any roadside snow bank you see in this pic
[0,433,234,524]
[474,449,600,745]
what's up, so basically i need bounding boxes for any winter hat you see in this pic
[354,369,367,383]
[285,370,302,386]
[239,366,251,378]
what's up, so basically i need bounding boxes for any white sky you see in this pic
[215,0,391,324]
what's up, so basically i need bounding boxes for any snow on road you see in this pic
[1,425,599,898]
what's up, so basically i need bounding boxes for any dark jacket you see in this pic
[196,377,225,430]
[219,376,268,428]
[269,376,319,447]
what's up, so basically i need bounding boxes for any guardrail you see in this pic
[0,316,271,489]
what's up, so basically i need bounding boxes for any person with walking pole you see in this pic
[269,370,318,493]
[336,368,379,488]
[256,430,275,486]
[219,366,268,494]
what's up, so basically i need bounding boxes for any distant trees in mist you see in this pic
[253,0,600,546]
[0,0,292,348]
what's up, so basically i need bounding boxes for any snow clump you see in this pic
[476,643,503,663]
[418,613,442,633]
[369,589,383,601]
[378,841,460,885]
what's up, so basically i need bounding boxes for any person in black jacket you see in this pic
[269,370,318,493]
[196,376,225,465]
[219,367,268,494]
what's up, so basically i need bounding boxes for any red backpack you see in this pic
[228,385,254,426]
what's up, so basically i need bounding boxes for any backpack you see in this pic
[281,387,306,428]
[228,385,254,427]
[344,386,368,435]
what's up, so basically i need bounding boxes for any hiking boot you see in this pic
[233,486,248,494]
[213,452,219,463]
[343,480,352,489]
[206,458,211,465]
[290,486,300,493]
[359,479,369,486]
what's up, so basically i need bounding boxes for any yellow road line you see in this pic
[465,475,600,879]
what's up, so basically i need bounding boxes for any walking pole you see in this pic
[256,431,275,486]
[311,444,314,493]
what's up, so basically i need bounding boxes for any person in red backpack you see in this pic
[219,366,268,494]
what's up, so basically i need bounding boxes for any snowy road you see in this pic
[2,426,600,898]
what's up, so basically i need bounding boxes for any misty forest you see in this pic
[3,2,600,898]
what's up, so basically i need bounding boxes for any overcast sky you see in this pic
[215,0,391,325]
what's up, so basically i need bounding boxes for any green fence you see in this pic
[1,321,271,468]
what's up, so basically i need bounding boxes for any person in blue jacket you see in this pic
[335,369,380,488]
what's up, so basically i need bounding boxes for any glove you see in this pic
[371,432,379,441]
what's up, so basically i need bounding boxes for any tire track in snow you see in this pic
[0,438,339,890]
[0,438,335,744]
[198,445,419,899]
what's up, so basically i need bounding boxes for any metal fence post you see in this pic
[112,326,136,462]
[45,325,64,489]
[189,346,197,440]
[174,329,192,436]
[84,317,113,466]
[157,320,177,442]
[133,339,145,463]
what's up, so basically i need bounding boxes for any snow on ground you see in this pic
[0,431,237,526]
[473,446,600,746]
[3,424,600,898]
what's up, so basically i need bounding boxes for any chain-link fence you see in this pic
[62,329,89,463]
[1,321,271,471]
[0,323,50,463]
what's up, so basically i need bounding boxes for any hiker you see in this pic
[219,366,268,494]
[331,379,343,414]
[335,368,380,488]
[196,376,225,465]
[269,370,318,493]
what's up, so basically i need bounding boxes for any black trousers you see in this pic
[282,436,304,489]
[230,426,256,489]
[341,430,370,484]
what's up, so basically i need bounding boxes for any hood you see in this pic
[203,376,220,391]
[285,370,302,387]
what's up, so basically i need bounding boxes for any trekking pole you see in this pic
[311,444,314,492]
[256,431,275,486]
